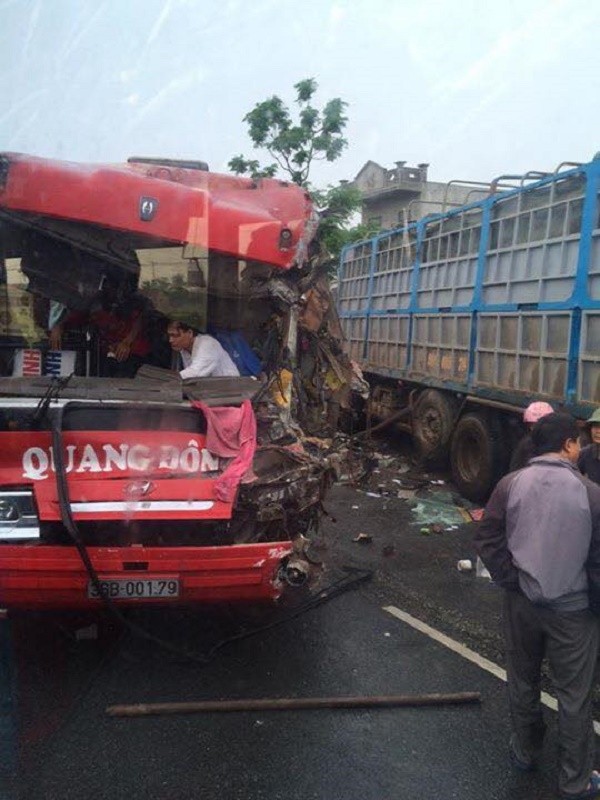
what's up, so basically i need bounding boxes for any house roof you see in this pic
[354,160,386,181]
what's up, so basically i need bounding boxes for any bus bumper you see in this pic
[0,542,292,609]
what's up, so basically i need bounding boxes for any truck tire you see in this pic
[412,389,457,464]
[450,412,504,502]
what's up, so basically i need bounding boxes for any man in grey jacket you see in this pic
[475,412,600,800]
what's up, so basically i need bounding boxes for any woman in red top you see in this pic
[48,290,151,378]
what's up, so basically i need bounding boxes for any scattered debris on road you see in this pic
[475,556,491,579]
[410,496,471,529]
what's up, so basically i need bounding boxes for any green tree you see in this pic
[230,79,372,263]
[312,184,379,267]
[228,78,348,187]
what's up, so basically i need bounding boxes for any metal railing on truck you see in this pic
[337,155,600,415]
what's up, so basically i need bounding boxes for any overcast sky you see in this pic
[1,0,598,189]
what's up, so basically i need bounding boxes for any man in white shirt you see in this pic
[167,321,240,379]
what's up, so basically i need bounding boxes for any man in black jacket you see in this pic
[475,413,600,800]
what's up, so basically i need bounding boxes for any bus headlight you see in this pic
[0,490,40,541]
[0,500,19,521]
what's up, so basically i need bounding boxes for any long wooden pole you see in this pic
[107,691,481,718]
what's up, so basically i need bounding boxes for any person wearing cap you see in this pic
[578,409,600,485]
[509,401,554,471]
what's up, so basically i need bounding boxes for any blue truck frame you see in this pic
[337,156,600,498]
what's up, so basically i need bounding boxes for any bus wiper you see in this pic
[29,375,72,429]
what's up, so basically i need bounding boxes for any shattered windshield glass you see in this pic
[137,245,208,329]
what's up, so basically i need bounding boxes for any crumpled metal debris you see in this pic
[234,257,365,580]
[298,274,344,340]
[233,442,331,545]
[350,360,370,400]
[240,264,299,306]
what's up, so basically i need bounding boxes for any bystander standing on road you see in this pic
[475,413,600,800]
[509,401,554,471]
[578,409,600,485]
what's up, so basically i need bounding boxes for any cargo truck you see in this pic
[337,155,600,501]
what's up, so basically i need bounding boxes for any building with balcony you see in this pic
[352,160,487,231]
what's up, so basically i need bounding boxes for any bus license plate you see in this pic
[88,578,180,600]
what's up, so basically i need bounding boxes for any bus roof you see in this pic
[0,152,316,270]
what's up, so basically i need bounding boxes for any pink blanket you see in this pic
[192,399,257,503]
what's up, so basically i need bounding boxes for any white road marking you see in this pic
[383,605,600,736]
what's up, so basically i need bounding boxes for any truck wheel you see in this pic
[450,413,504,502]
[412,389,457,464]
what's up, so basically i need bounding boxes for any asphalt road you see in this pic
[2,473,598,800]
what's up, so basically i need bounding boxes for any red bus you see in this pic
[0,152,324,609]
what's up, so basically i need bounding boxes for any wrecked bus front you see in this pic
[0,152,327,609]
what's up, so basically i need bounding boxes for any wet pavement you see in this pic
[2,590,561,800]
[2,472,599,799]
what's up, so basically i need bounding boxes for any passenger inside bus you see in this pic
[47,281,152,378]
[167,320,240,379]
[2,238,259,380]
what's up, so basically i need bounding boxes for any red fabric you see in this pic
[192,399,257,503]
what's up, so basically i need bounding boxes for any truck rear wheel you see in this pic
[412,389,457,464]
[450,412,504,502]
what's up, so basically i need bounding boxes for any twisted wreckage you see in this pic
[0,152,357,608]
